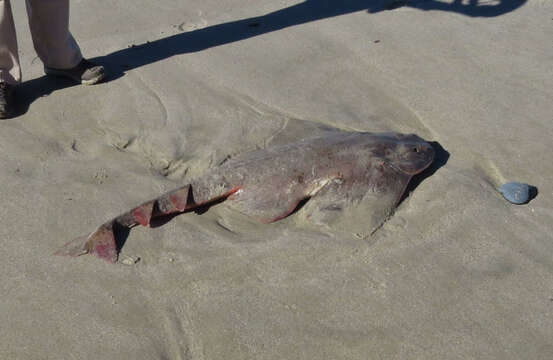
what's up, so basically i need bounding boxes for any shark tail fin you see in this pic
[54,224,118,263]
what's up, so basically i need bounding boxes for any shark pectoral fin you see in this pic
[300,168,412,235]
[298,179,348,224]
[226,189,299,223]
[54,224,119,263]
[226,185,321,223]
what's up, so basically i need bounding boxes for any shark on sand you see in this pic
[55,131,435,263]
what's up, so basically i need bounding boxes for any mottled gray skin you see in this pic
[56,131,434,263]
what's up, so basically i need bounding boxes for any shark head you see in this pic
[384,133,435,175]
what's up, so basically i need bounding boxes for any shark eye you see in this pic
[412,147,419,153]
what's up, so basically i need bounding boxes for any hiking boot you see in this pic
[44,59,106,85]
[0,82,15,119]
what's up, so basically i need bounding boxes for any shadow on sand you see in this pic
[15,0,527,114]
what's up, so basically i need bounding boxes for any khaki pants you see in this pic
[0,0,82,84]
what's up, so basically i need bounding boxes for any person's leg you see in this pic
[0,0,19,118]
[26,0,81,69]
[26,0,105,84]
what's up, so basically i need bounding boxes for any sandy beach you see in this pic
[1,0,552,359]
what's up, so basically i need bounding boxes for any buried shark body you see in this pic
[56,131,435,263]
